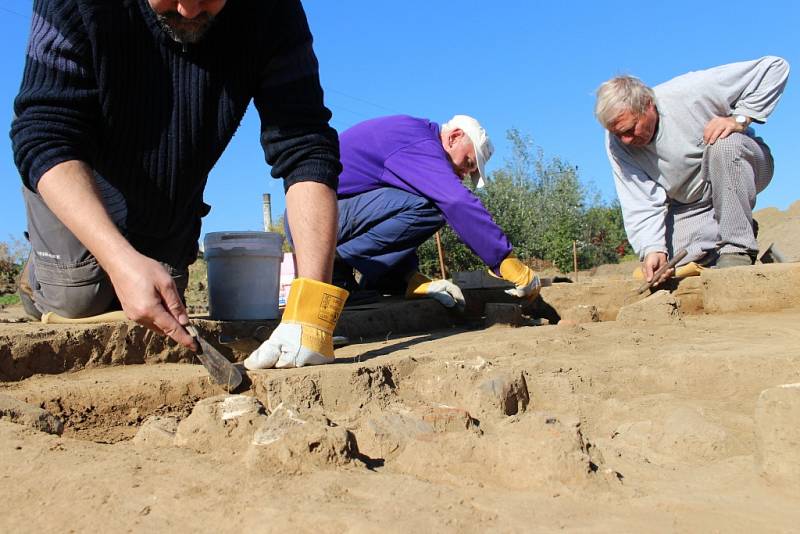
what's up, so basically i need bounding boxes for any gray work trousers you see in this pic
[665,133,774,265]
[22,187,189,319]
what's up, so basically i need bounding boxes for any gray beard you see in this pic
[155,12,215,44]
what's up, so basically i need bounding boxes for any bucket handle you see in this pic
[219,233,264,241]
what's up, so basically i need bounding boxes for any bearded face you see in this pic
[148,1,227,44]
[155,10,216,43]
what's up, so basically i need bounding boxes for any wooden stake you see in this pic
[572,240,578,282]
[435,231,447,279]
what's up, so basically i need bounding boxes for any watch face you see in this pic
[735,115,747,124]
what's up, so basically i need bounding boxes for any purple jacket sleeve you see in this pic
[384,140,512,270]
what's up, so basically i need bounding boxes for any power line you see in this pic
[327,101,375,120]
[0,5,29,19]
[326,87,401,115]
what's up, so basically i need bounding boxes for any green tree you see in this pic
[581,200,630,267]
[417,129,631,276]
[269,214,292,253]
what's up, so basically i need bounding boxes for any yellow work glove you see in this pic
[244,278,348,370]
[495,255,541,300]
[405,272,465,310]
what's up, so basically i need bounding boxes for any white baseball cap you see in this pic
[444,114,494,188]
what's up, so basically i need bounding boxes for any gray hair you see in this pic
[440,119,468,138]
[594,75,656,128]
[440,122,472,148]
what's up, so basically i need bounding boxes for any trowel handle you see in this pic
[637,249,688,294]
[41,310,129,324]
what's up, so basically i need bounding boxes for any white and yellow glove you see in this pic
[495,255,541,300]
[244,278,348,370]
[405,272,465,310]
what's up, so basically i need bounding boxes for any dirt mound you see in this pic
[754,200,800,262]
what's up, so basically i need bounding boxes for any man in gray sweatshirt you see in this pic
[594,57,789,284]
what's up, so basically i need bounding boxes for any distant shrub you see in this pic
[0,236,29,294]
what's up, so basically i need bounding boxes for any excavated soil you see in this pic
[1,204,799,532]
[1,263,799,532]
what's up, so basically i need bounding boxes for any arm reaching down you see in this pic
[37,161,196,350]
[285,181,337,282]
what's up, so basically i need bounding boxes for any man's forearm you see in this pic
[37,160,195,348]
[37,160,138,275]
[285,181,337,283]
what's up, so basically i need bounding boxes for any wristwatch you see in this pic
[733,114,751,127]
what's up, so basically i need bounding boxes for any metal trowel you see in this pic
[186,324,243,391]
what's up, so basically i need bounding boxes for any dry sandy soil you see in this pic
[0,203,799,533]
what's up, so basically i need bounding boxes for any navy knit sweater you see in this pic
[11,0,341,267]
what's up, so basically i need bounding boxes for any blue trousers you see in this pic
[287,188,444,290]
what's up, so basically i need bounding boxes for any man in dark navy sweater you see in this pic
[11,0,349,368]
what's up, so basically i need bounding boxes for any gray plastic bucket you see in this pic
[204,231,284,320]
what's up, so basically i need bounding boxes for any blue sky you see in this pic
[0,0,797,243]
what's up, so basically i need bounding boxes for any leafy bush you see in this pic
[0,236,29,295]
[418,129,631,276]
[0,293,20,306]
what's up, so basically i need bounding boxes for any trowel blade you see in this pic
[187,325,243,391]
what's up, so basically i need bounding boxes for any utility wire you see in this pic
[0,5,29,19]
[326,88,401,115]
[326,101,376,120]
[325,87,406,130]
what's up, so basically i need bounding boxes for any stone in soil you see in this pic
[244,404,361,473]
[473,372,530,417]
[133,415,179,448]
[0,394,63,435]
[174,394,267,454]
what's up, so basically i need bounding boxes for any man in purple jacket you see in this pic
[331,114,541,308]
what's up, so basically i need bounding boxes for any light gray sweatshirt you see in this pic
[605,56,790,259]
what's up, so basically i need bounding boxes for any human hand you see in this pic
[642,251,672,285]
[105,251,195,350]
[405,272,466,310]
[244,278,348,369]
[497,255,541,300]
[703,115,748,145]
[423,279,466,310]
